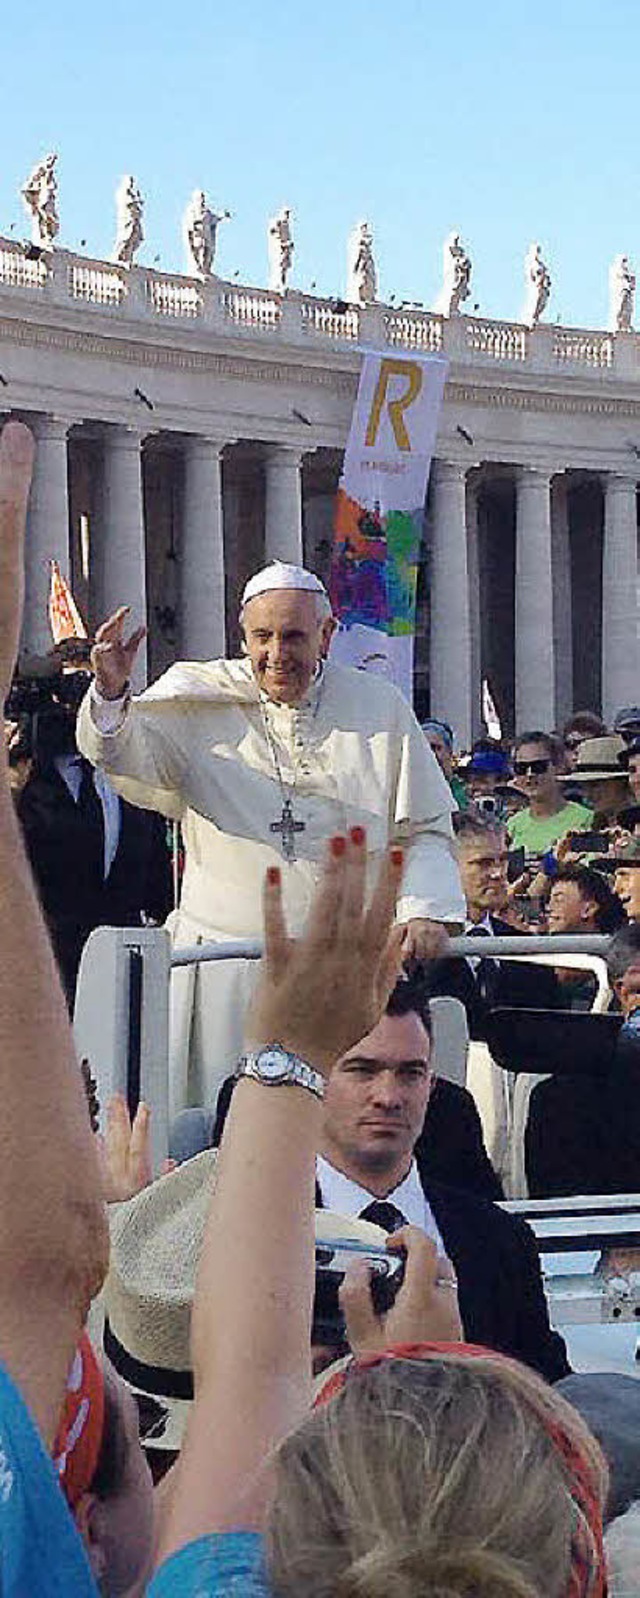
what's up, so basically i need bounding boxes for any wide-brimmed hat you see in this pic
[106,1152,388,1451]
[105,1149,217,1451]
[560,735,628,784]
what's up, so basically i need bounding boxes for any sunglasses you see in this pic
[513,758,552,776]
[564,737,584,751]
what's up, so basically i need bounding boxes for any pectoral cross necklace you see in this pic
[260,681,324,863]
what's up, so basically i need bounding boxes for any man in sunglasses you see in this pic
[506,731,593,857]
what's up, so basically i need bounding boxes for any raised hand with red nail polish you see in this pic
[244,835,406,1078]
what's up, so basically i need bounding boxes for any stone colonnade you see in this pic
[21,415,640,737]
[428,457,640,743]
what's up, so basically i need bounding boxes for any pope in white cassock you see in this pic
[77,561,465,1115]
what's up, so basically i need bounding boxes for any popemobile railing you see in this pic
[73,926,640,1361]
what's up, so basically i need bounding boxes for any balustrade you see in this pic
[384,309,443,351]
[221,287,281,330]
[0,234,637,382]
[553,329,613,369]
[69,263,126,307]
[0,244,48,290]
[465,319,527,361]
[299,296,359,340]
[146,275,202,318]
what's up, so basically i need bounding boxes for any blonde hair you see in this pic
[266,1350,607,1598]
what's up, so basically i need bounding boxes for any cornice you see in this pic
[3,309,640,421]
[446,379,640,420]
[0,313,358,395]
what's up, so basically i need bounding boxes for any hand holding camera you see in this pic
[339,1225,461,1356]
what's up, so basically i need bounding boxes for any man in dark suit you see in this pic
[316,979,569,1383]
[205,976,503,1203]
[422,812,559,1038]
[15,681,172,1006]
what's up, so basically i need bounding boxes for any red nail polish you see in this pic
[391,847,404,867]
[350,825,366,846]
[331,835,347,857]
[267,866,281,886]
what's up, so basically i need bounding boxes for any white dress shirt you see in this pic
[317,1154,446,1256]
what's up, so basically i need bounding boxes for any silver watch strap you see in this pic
[237,1049,325,1100]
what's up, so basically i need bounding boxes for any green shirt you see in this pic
[506,800,593,855]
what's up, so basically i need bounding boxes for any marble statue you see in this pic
[21,153,59,249]
[113,176,144,267]
[347,221,377,305]
[435,231,472,316]
[268,206,294,293]
[183,190,230,279]
[609,254,636,333]
[523,242,551,327]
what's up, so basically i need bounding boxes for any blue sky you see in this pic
[2,0,639,328]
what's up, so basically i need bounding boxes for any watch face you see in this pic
[256,1048,290,1082]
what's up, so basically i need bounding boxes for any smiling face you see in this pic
[321,1011,433,1192]
[512,740,560,808]
[614,866,640,921]
[241,589,335,706]
[547,879,599,934]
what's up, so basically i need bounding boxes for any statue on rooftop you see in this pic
[609,254,635,332]
[347,220,377,305]
[113,176,144,267]
[184,190,230,279]
[523,242,551,326]
[268,206,294,293]
[435,230,472,316]
[21,152,59,250]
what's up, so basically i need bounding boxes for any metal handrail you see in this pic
[170,932,611,968]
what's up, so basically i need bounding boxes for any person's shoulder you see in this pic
[325,661,408,715]
[564,800,594,823]
[141,657,255,708]
[148,1531,269,1598]
[424,1178,528,1246]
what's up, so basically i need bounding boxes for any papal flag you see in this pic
[48,559,88,645]
[329,350,447,701]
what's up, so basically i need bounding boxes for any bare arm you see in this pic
[156,833,404,1564]
[0,423,108,1448]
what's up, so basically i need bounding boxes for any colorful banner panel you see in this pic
[329,351,447,700]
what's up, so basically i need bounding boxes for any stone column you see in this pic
[429,459,472,749]
[515,466,555,730]
[181,437,227,658]
[602,472,640,721]
[551,475,573,729]
[98,426,148,688]
[264,446,303,564]
[23,416,71,657]
[466,479,483,742]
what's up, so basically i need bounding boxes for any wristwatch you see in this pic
[235,1044,325,1100]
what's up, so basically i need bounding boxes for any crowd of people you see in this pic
[1,417,640,1594]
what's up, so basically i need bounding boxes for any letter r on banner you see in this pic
[364,358,423,451]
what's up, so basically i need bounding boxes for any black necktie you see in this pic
[77,759,103,830]
[467,924,497,1003]
[359,1200,406,1233]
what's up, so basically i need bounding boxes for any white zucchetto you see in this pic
[241,561,329,607]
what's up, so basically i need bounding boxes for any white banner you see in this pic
[329,350,447,699]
